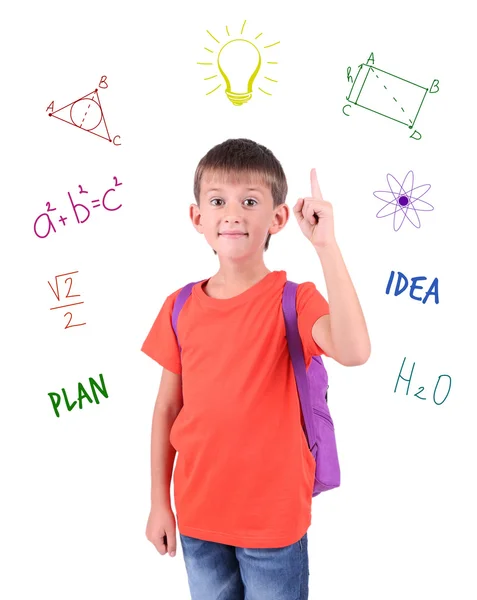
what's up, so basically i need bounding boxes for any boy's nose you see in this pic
[223,215,243,223]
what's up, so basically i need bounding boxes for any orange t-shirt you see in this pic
[141,270,329,548]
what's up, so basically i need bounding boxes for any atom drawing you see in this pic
[374,170,433,231]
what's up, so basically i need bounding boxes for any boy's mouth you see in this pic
[219,232,248,237]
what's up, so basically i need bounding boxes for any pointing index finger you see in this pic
[310,168,323,200]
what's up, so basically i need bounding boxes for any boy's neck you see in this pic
[208,263,272,295]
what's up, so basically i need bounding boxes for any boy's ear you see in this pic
[270,203,289,234]
[190,204,202,232]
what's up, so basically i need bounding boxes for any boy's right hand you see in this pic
[146,504,177,557]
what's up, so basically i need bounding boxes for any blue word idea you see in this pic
[385,271,439,304]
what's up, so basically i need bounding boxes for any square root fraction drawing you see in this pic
[48,270,86,330]
[47,76,121,145]
[343,53,440,140]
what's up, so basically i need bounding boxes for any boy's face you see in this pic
[190,170,288,257]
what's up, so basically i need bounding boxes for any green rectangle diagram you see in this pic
[348,64,428,128]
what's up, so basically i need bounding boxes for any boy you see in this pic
[142,138,370,600]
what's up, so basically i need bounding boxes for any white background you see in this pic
[1,0,476,598]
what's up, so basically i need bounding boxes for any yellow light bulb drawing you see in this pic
[217,39,261,106]
[197,20,280,106]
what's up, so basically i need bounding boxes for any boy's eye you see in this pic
[210,198,257,206]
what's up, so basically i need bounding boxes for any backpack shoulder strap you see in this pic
[282,280,316,449]
[171,280,203,352]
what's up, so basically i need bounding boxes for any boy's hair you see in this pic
[193,138,288,254]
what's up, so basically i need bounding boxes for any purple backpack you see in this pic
[171,280,341,497]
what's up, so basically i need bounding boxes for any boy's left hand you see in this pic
[293,168,336,250]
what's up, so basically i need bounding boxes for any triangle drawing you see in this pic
[49,89,112,142]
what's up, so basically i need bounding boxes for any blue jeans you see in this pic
[179,532,309,600]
